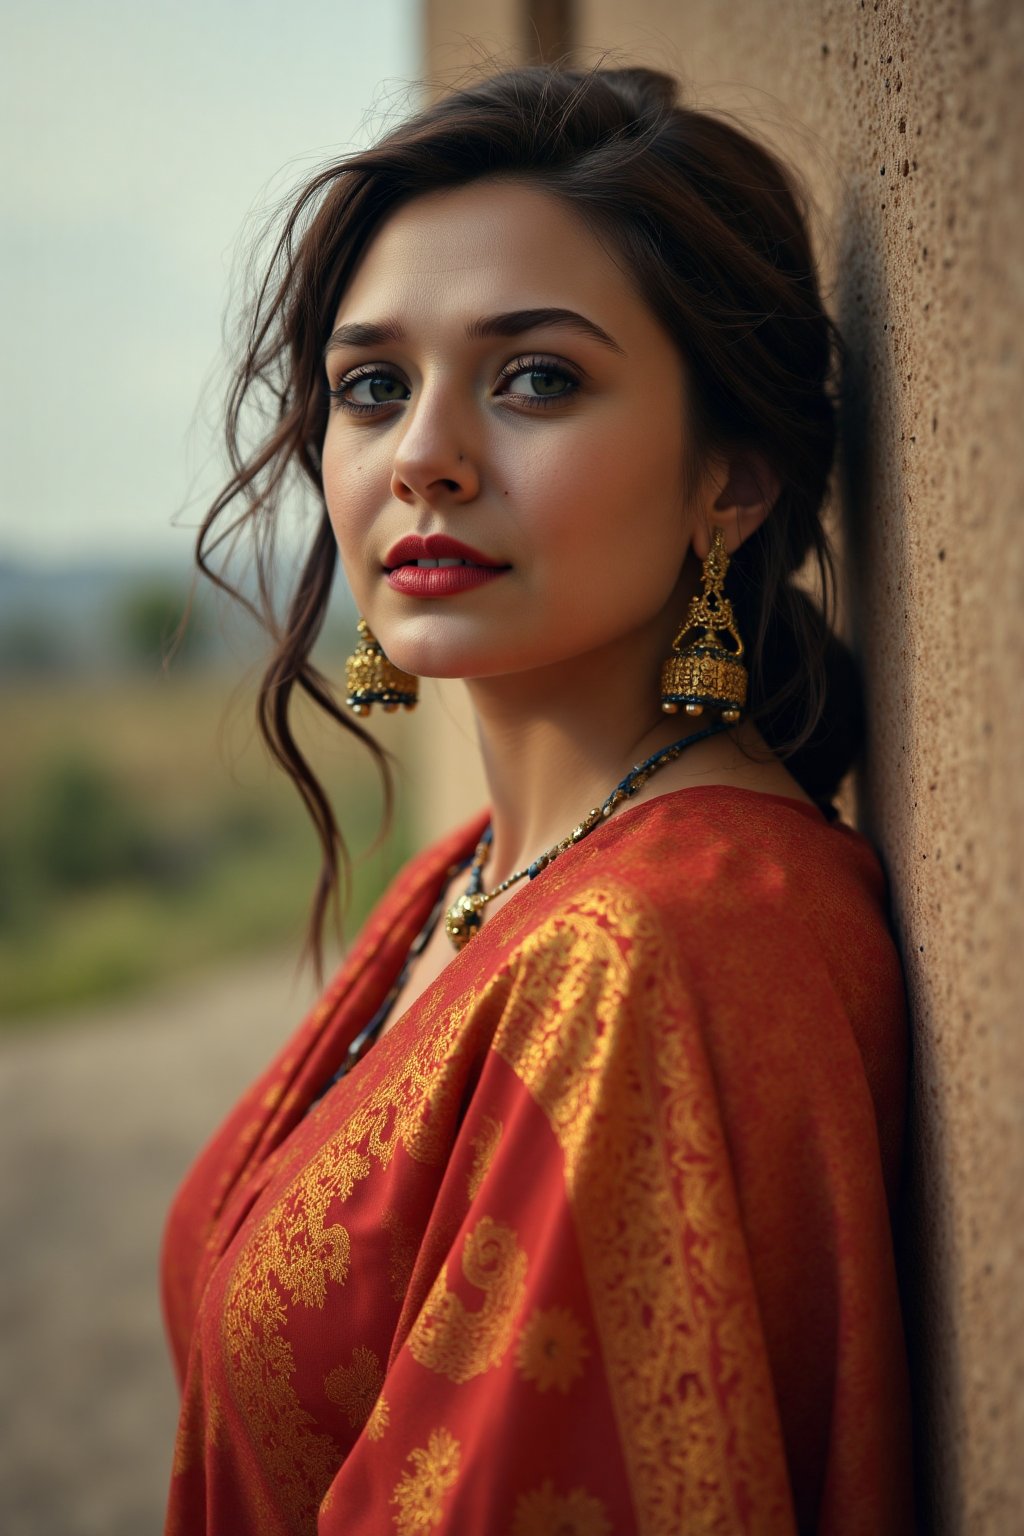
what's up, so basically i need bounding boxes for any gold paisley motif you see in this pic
[512,1477,612,1536]
[390,1426,461,1534]
[325,1345,385,1430]
[221,989,475,1527]
[407,1215,528,1383]
[516,1304,589,1394]
[366,1392,390,1442]
[466,1114,503,1201]
[492,883,792,1531]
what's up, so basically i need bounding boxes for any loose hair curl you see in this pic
[196,63,861,965]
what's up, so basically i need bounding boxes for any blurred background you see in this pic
[3,2,1021,1533]
[1,3,424,1532]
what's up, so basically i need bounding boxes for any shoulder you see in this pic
[528,785,892,962]
[489,785,908,1197]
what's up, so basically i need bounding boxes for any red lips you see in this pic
[382,533,509,570]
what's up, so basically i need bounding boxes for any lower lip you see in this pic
[385,565,511,598]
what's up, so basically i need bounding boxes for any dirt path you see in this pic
[0,956,319,1536]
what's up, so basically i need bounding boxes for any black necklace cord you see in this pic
[305,857,469,1111]
[445,721,733,949]
[307,720,734,1109]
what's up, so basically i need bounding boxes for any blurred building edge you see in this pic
[424,0,574,83]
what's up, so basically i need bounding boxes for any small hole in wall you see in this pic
[902,159,910,175]
[938,549,946,561]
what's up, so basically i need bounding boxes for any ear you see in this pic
[690,452,780,560]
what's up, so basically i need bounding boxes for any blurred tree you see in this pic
[114,582,208,669]
[26,755,154,889]
[0,618,72,676]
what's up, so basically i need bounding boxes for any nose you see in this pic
[389,386,481,508]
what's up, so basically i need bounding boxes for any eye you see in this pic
[327,366,410,414]
[497,356,581,408]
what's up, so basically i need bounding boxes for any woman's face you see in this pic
[321,179,704,684]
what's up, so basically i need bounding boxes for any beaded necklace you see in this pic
[308,721,730,1107]
[444,721,730,949]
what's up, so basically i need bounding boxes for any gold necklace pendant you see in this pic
[442,722,732,954]
[444,890,488,951]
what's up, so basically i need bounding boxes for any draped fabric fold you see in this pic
[161,786,915,1535]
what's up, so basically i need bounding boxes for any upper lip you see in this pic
[382,534,510,569]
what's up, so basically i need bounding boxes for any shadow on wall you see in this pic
[834,191,947,1536]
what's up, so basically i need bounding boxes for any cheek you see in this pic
[321,437,378,557]
[512,407,690,594]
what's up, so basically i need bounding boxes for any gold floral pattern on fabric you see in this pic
[466,1114,503,1201]
[221,992,475,1528]
[512,1477,612,1536]
[408,1215,528,1383]
[366,1392,390,1442]
[516,1304,589,1394]
[325,1346,385,1430]
[492,884,792,1532]
[390,1427,461,1534]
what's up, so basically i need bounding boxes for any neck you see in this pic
[463,615,709,887]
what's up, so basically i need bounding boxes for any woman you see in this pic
[162,65,916,1534]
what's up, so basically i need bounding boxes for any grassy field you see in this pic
[0,672,411,1022]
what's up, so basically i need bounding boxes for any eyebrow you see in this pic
[322,307,625,358]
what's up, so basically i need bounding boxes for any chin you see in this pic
[375,630,488,682]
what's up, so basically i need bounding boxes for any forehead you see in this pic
[333,179,642,329]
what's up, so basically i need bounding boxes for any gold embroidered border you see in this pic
[220,989,474,1528]
[491,884,791,1533]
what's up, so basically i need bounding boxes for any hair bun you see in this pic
[599,67,679,114]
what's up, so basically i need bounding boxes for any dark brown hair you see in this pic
[196,63,859,963]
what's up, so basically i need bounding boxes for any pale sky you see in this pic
[0,0,420,568]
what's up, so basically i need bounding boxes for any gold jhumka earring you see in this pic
[344,618,419,717]
[660,527,747,723]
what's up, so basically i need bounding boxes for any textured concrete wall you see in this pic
[417,5,1024,1528]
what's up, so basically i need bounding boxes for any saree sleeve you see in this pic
[316,870,915,1536]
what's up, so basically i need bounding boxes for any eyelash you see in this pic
[325,355,582,416]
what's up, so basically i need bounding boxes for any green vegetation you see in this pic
[0,675,409,1023]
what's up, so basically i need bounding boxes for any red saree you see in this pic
[161,786,915,1535]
